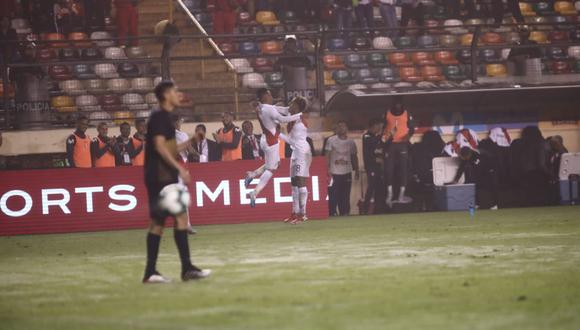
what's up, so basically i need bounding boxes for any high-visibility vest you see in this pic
[94,137,116,168]
[217,127,242,161]
[384,110,410,143]
[132,137,145,166]
[73,133,92,168]
[278,138,286,159]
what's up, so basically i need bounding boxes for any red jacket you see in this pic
[207,0,244,12]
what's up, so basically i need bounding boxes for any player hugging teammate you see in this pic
[244,88,311,224]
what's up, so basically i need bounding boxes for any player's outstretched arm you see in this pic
[276,112,302,123]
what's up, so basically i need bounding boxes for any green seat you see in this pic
[443,65,467,81]
[367,53,389,67]
[373,67,400,83]
[395,36,416,49]
[332,70,357,85]
[265,72,285,88]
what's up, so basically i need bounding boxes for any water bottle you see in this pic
[468,203,475,218]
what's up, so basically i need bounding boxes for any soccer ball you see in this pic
[159,184,191,216]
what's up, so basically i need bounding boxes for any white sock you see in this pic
[299,187,308,215]
[291,186,300,214]
[399,186,406,200]
[254,169,273,196]
[386,185,393,200]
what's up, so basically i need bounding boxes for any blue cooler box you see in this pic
[559,180,579,205]
[434,184,476,211]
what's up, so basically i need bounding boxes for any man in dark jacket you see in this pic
[191,124,221,163]
[362,118,384,214]
[450,147,500,209]
[241,120,263,160]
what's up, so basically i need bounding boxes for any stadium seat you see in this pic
[252,57,274,72]
[551,15,572,30]
[324,70,336,86]
[145,93,157,104]
[529,31,548,43]
[100,94,121,107]
[89,111,112,124]
[457,49,472,63]
[535,1,556,15]
[90,31,115,47]
[372,36,394,50]
[425,19,441,35]
[281,11,299,24]
[242,73,267,88]
[51,96,76,113]
[239,41,260,55]
[265,72,285,88]
[555,1,577,15]
[219,42,236,55]
[261,41,283,55]
[49,65,73,80]
[479,49,500,63]
[37,48,56,62]
[551,60,572,73]
[395,36,415,48]
[549,30,569,43]
[443,65,467,81]
[439,34,458,47]
[526,16,551,31]
[324,55,346,69]
[95,63,118,78]
[237,11,252,25]
[464,18,484,28]
[434,51,459,65]
[126,46,147,59]
[332,70,357,85]
[411,52,436,66]
[131,77,154,92]
[347,84,367,91]
[568,45,580,59]
[399,67,422,82]
[389,53,413,66]
[421,65,445,82]
[76,94,99,107]
[486,64,507,77]
[73,64,97,79]
[327,37,348,51]
[367,53,389,68]
[246,25,265,35]
[416,35,438,48]
[134,109,151,119]
[546,47,568,60]
[118,63,140,78]
[519,2,536,16]
[68,32,92,48]
[107,78,131,92]
[121,93,144,105]
[354,68,379,84]
[444,19,468,35]
[351,37,371,50]
[44,33,67,48]
[460,33,477,46]
[113,111,134,125]
[81,48,103,60]
[104,47,127,60]
[345,54,368,68]
[256,11,280,25]
[374,67,399,83]
[59,48,79,61]
[84,79,107,93]
[59,80,85,95]
[231,58,254,73]
[481,32,504,45]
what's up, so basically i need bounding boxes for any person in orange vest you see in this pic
[130,118,146,166]
[66,115,92,168]
[382,96,415,208]
[91,122,117,168]
[213,111,242,161]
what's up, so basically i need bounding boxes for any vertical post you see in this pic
[161,36,172,80]
[200,38,206,80]
[470,26,481,82]
[1,56,10,129]
[233,72,239,115]
[316,28,326,114]
[168,0,174,23]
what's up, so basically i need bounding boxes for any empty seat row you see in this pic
[36,46,148,62]
[57,77,157,94]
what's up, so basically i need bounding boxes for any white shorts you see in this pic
[261,140,280,170]
[290,151,312,178]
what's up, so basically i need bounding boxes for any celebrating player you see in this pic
[279,96,311,224]
[142,81,210,283]
[244,88,303,207]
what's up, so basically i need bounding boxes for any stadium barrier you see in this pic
[0,157,329,236]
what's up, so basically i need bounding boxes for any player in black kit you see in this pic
[142,81,211,283]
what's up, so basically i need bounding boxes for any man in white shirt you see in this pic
[279,96,311,224]
[172,114,196,234]
[325,121,359,216]
[244,88,302,207]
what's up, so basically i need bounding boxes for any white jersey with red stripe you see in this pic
[257,103,302,147]
[285,116,311,155]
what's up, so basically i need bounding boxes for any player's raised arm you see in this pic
[275,110,302,123]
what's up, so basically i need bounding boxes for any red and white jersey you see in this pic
[257,103,302,146]
[285,116,311,155]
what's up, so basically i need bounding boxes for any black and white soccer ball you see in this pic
[159,183,191,215]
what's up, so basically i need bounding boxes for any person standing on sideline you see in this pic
[66,116,92,168]
[131,118,147,166]
[91,122,117,168]
[362,118,384,215]
[115,122,138,166]
[114,0,139,47]
[142,81,210,283]
[325,121,359,216]
[214,112,243,161]
[383,96,415,208]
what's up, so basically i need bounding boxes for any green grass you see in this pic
[1,207,580,330]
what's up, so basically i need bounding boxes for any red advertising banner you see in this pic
[0,158,329,236]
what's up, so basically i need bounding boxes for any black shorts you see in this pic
[146,183,172,225]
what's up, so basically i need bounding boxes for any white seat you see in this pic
[90,31,115,47]
[104,47,127,60]
[131,78,154,92]
[145,92,157,104]
[242,73,267,88]
[84,79,107,93]
[95,63,118,78]
[372,37,394,50]
[121,93,145,105]
[107,78,131,92]
[231,58,254,74]
[444,19,468,35]
[76,94,99,107]
[59,80,85,95]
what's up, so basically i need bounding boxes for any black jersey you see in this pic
[144,108,178,188]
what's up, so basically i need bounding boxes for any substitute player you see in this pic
[142,81,210,283]
[279,97,311,224]
[244,88,303,207]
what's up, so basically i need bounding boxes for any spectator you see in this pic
[172,114,192,163]
[333,0,354,31]
[448,0,476,18]
[214,111,242,161]
[115,122,138,166]
[66,116,92,168]
[191,124,221,163]
[91,122,117,168]
[382,96,414,207]
[0,16,17,61]
[53,0,84,34]
[84,0,110,29]
[449,146,500,209]
[546,135,568,204]
[508,28,542,76]
[479,127,512,184]
[378,0,398,38]
[130,118,146,166]
[274,36,311,102]
[241,120,263,160]
[361,118,384,215]
[410,130,445,211]
[207,0,242,36]
[114,0,139,47]
[400,0,424,36]
[355,0,374,30]
[326,121,359,216]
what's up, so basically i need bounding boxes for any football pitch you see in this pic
[1,207,579,330]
